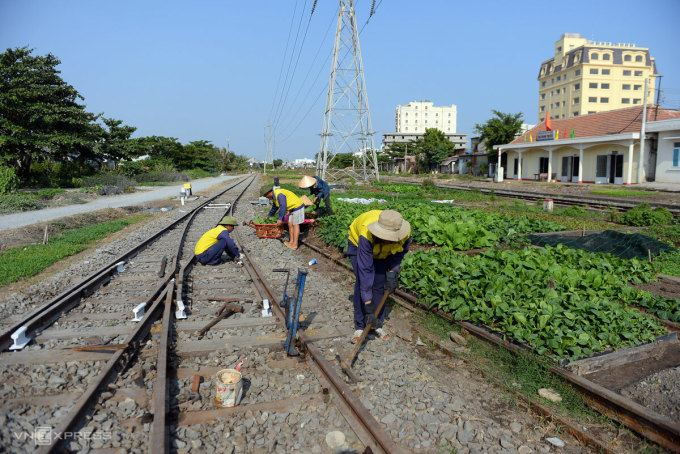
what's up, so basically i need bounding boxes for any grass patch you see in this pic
[654,251,680,277]
[0,192,47,214]
[591,190,658,197]
[0,214,149,286]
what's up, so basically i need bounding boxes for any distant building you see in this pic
[383,100,466,151]
[538,33,657,122]
[382,132,467,151]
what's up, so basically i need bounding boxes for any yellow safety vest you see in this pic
[195,226,228,255]
[348,210,409,259]
[273,188,303,211]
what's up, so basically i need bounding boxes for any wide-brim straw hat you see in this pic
[218,216,238,226]
[260,186,273,197]
[300,195,314,206]
[367,210,410,242]
[298,175,316,188]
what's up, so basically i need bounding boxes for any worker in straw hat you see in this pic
[297,175,333,216]
[261,186,311,250]
[194,216,245,266]
[347,210,411,343]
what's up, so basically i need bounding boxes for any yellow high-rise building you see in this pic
[538,33,657,122]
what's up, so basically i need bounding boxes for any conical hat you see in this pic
[298,175,316,188]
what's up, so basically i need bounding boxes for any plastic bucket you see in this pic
[215,369,243,408]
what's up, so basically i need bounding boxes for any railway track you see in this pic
[0,175,409,453]
[299,236,680,452]
[392,177,680,217]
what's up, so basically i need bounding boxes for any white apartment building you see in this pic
[395,100,457,134]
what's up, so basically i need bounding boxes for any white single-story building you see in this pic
[494,106,680,185]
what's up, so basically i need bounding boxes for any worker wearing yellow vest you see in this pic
[347,210,411,343]
[262,187,306,250]
[195,216,244,265]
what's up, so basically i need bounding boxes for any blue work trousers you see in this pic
[196,238,232,265]
[350,255,388,330]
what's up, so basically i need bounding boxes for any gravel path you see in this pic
[0,174,241,231]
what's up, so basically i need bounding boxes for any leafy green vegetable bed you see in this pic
[317,200,565,250]
[400,245,670,360]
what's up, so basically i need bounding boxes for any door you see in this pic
[513,158,518,178]
[561,156,570,182]
[595,155,607,184]
[571,156,580,182]
[608,154,623,184]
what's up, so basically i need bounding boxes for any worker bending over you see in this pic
[298,175,333,216]
[195,216,244,265]
[262,187,305,250]
[347,209,411,343]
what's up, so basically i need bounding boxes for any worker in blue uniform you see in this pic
[347,209,410,343]
[298,175,333,216]
[194,216,244,265]
[262,186,306,249]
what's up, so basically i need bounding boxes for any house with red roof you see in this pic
[493,106,680,184]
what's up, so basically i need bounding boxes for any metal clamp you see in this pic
[132,303,146,322]
[10,326,31,351]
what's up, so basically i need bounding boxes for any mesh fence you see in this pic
[527,230,676,260]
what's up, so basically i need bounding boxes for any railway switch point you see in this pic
[9,326,30,351]
[132,303,146,322]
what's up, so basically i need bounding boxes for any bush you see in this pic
[560,205,588,217]
[37,188,65,199]
[0,192,46,213]
[82,174,136,192]
[135,171,189,183]
[622,203,673,226]
[422,179,436,190]
[0,166,19,194]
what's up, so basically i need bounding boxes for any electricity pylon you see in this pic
[317,0,379,181]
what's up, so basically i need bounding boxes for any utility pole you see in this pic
[264,122,273,175]
[638,78,648,184]
[317,0,379,182]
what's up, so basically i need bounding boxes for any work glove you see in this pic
[386,270,399,293]
[364,313,378,328]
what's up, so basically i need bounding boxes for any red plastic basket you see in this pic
[246,220,284,239]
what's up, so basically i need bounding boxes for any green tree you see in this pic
[412,128,456,173]
[137,136,184,164]
[333,153,356,168]
[98,118,143,163]
[474,110,524,160]
[273,158,283,168]
[0,47,103,181]
[179,140,221,171]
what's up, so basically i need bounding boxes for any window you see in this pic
[405,120,408,124]
[623,84,631,90]
[575,69,581,76]
[415,120,418,123]
[673,142,680,167]
[557,46,562,52]
[542,81,546,87]
[425,120,428,124]
[551,90,554,96]
[590,68,598,74]
[539,157,549,173]
[405,127,408,131]
[635,70,643,76]
[405,112,408,116]
[602,69,610,75]
[541,93,546,100]
[622,98,630,104]
[601,83,610,89]
[540,106,545,112]
[556,88,561,94]
[623,70,632,76]
[557,76,561,81]
[589,82,598,89]
[634,84,641,90]
[635,55,643,63]
[415,113,418,116]
[435,113,438,116]
[624,55,632,62]
[539,117,544,122]
[633,99,641,104]
[589,97,597,103]
[425,113,428,117]
[573,97,580,104]
[603,54,611,61]
[574,83,580,90]
[448,113,451,116]
[591,53,599,60]
[600,97,609,103]
[573,112,579,116]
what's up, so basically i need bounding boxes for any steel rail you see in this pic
[0,175,252,352]
[150,176,255,454]
[234,233,409,454]
[298,237,680,452]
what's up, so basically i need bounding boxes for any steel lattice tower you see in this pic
[317,0,379,181]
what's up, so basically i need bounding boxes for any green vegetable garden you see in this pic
[308,183,679,362]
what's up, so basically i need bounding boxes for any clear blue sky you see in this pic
[2,0,679,162]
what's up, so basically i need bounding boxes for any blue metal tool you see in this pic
[274,268,308,356]
[273,268,291,308]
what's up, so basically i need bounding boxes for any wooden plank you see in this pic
[178,395,322,426]
[0,349,114,365]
